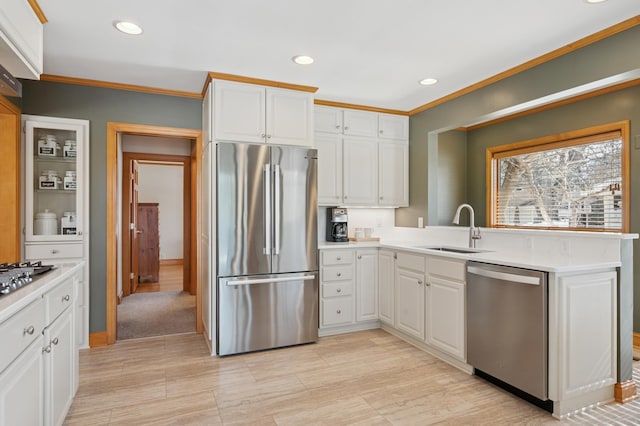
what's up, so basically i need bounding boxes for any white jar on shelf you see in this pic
[63,140,77,158]
[61,211,77,235]
[39,170,61,189]
[63,170,77,190]
[34,209,57,235]
[38,135,59,156]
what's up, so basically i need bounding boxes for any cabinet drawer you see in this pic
[397,252,426,273]
[427,257,466,282]
[322,297,354,326]
[45,278,74,324]
[321,250,354,266]
[25,243,83,260]
[0,298,45,373]
[322,281,353,298]
[322,265,353,282]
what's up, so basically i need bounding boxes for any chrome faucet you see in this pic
[452,204,481,248]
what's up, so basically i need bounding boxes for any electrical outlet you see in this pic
[634,135,640,150]
[418,217,424,228]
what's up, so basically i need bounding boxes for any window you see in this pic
[487,121,629,232]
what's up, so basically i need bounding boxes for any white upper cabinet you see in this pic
[343,110,378,138]
[379,142,409,206]
[213,80,313,146]
[343,137,377,205]
[314,106,343,134]
[378,113,409,140]
[315,133,343,205]
[0,0,43,79]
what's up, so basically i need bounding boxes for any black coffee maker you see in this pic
[326,207,348,242]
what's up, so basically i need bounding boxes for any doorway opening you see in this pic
[118,150,193,340]
[106,123,202,345]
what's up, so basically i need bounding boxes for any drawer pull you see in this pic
[62,295,71,302]
[51,249,59,254]
[336,288,341,293]
[42,345,52,354]
[337,273,341,277]
[23,326,35,335]
[358,255,362,259]
[336,257,341,261]
[52,337,59,346]
[418,280,423,285]
[336,309,341,314]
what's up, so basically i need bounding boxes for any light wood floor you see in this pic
[135,264,183,293]
[65,330,640,425]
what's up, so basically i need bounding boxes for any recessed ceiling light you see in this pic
[585,0,607,3]
[419,78,438,86]
[292,55,314,65]
[114,21,143,35]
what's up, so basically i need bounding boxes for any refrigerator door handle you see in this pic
[274,164,281,255]
[263,164,272,255]
[226,275,316,286]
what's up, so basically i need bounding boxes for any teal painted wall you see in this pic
[21,80,201,332]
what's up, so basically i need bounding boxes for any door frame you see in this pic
[121,154,192,298]
[107,122,202,344]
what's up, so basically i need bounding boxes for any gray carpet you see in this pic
[117,290,196,340]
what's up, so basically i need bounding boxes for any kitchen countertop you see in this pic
[0,261,84,323]
[319,238,622,273]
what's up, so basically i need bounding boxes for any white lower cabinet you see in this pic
[0,269,79,426]
[0,335,45,426]
[395,267,425,340]
[44,307,74,426]
[377,250,395,325]
[356,250,378,321]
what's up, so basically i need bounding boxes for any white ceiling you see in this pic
[38,0,640,111]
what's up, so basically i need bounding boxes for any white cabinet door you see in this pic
[266,88,313,146]
[378,114,409,140]
[378,142,408,207]
[356,250,378,322]
[343,138,377,205]
[378,250,395,325]
[395,268,425,340]
[314,106,343,134]
[343,110,377,138]
[213,81,266,144]
[315,134,343,205]
[0,338,44,426]
[44,308,74,426]
[426,276,465,360]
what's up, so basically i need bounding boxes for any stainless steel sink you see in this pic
[413,245,488,254]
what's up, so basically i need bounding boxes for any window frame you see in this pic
[485,120,630,232]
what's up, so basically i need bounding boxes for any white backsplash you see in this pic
[317,207,396,242]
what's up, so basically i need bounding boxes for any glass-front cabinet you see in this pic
[22,115,90,350]
[23,115,88,243]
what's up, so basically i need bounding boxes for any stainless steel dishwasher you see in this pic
[467,261,549,404]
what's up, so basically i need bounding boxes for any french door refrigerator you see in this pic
[216,142,318,356]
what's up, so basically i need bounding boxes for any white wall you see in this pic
[137,163,184,260]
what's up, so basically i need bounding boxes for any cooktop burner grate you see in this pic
[0,261,55,297]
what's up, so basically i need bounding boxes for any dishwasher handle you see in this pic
[467,266,541,285]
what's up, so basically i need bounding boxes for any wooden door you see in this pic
[137,203,160,283]
[130,160,140,294]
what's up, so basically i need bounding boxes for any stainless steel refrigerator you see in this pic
[216,142,318,356]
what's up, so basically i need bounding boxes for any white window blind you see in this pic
[494,131,623,231]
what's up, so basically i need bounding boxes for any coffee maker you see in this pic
[326,207,348,242]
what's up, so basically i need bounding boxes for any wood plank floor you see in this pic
[135,264,183,293]
[65,330,640,425]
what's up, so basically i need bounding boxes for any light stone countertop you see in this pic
[0,261,84,323]
[319,229,631,273]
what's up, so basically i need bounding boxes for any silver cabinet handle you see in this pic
[336,257,341,261]
[344,126,349,131]
[52,337,59,345]
[62,295,71,302]
[344,195,348,199]
[267,134,272,139]
[380,197,383,200]
[337,288,342,293]
[335,125,340,129]
[43,345,52,354]
[358,255,362,259]
[379,130,383,134]
[261,133,266,138]
[337,272,342,277]
[426,282,431,287]
[337,309,341,314]
[418,280,423,285]
[51,249,59,254]
[393,253,397,259]
[23,326,35,335]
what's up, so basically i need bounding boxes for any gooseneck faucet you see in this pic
[452,203,481,248]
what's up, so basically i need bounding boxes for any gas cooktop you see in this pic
[0,261,55,297]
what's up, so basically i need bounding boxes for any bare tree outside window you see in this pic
[488,123,629,232]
